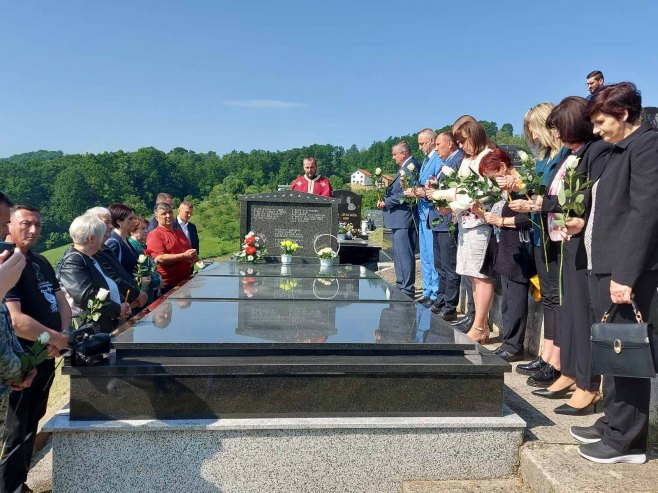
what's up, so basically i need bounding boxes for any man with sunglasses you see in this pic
[2,205,71,493]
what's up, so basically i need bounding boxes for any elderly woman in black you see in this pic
[57,214,132,333]
[566,82,658,464]
[529,97,611,416]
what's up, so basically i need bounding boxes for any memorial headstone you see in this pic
[333,189,361,233]
[642,106,658,130]
[365,209,384,228]
[239,190,338,256]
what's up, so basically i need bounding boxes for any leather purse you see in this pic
[590,300,657,378]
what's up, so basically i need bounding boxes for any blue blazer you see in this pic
[417,150,441,221]
[383,157,419,229]
[429,149,464,232]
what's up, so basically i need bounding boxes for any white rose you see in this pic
[37,332,50,345]
[138,254,147,263]
[407,164,415,172]
[247,255,254,261]
[375,167,382,175]
[441,166,455,177]
[518,150,529,162]
[399,170,406,177]
[96,288,110,301]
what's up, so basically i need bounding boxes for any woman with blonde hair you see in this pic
[510,103,569,387]
[430,120,494,343]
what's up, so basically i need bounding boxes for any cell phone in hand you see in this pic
[0,241,16,257]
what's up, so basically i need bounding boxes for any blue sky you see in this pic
[1,0,657,158]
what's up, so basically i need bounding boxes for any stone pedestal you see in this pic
[45,410,525,493]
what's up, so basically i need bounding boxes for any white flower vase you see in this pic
[320,258,333,269]
[281,254,292,265]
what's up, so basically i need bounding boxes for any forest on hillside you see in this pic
[0,121,526,252]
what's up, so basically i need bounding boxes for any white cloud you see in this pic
[223,99,307,109]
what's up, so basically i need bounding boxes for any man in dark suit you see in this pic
[428,132,464,321]
[148,192,175,233]
[177,200,199,254]
[377,141,418,298]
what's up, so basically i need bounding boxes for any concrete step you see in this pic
[403,478,532,492]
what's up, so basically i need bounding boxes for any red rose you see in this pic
[245,246,257,255]
[144,249,152,256]
[245,236,256,245]
[242,277,256,283]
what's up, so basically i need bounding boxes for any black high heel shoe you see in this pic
[554,394,602,416]
[532,383,575,399]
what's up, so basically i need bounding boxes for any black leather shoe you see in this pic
[430,300,445,313]
[554,393,602,416]
[437,308,458,321]
[532,385,575,399]
[516,356,547,376]
[527,364,560,388]
[494,349,524,362]
[451,314,473,327]
[417,296,431,305]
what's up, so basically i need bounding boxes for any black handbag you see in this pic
[591,300,657,378]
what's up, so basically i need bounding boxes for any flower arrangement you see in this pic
[83,288,110,324]
[372,167,384,201]
[236,231,266,263]
[515,150,545,196]
[399,163,419,205]
[317,247,335,260]
[337,222,354,235]
[134,254,157,291]
[279,279,299,291]
[280,240,300,254]
[19,332,50,381]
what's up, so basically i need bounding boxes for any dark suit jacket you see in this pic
[383,157,419,229]
[587,124,658,287]
[181,221,199,253]
[541,139,613,271]
[93,246,141,304]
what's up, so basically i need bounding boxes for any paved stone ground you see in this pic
[26,261,658,492]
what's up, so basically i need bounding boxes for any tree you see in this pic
[500,123,513,136]
[479,120,498,137]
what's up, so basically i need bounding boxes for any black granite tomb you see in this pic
[64,263,510,421]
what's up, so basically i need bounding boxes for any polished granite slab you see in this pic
[167,275,410,302]
[112,299,474,351]
[198,262,381,279]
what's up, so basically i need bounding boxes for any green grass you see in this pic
[39,225,235,267]
[39,243,71,267]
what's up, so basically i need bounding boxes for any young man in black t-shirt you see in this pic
[2,206,71,493]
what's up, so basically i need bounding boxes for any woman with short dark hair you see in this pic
[567,82,658,464]
[105,203,140,277]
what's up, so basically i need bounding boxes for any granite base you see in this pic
[45,408,525,493]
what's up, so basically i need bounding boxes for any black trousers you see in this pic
[534,242,560,344]
[588,271,658,454]
[432,230,460,311]
[0,358,55,492]
[500,276,529,354]
[560,240,600,391]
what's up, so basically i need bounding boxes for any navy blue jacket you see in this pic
[383,157,419,229]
